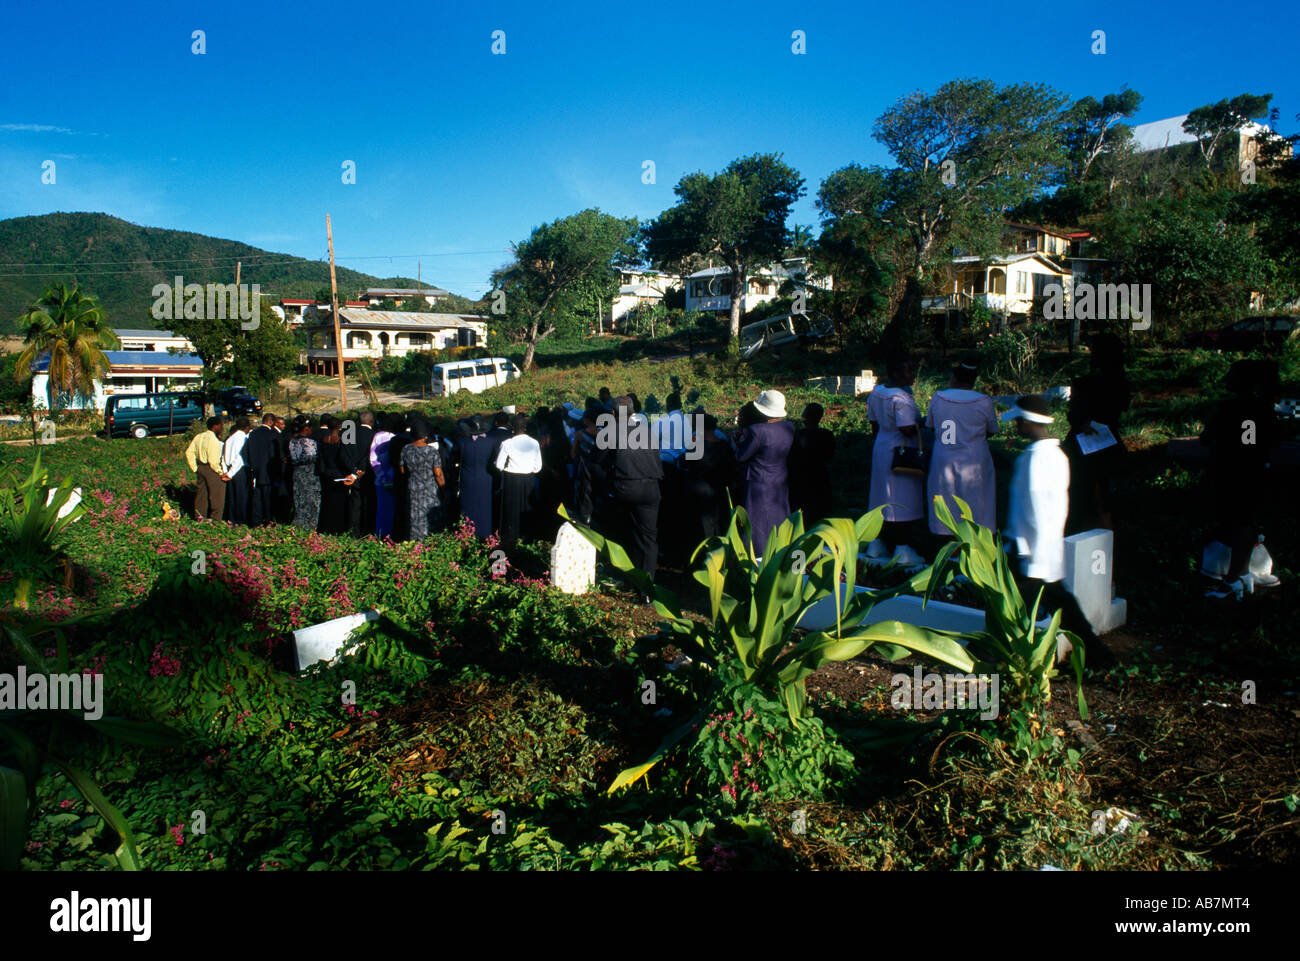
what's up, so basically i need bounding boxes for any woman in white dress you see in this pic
[925,363,998,536]
[867,355,925,564]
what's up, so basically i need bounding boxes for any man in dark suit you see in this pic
[599,395,663,589]
[486,411,512,534]
[273,415,292,522]
[342,411,377,537]
[244,413,280,526]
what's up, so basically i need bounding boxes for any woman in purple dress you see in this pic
[734,389,797,558]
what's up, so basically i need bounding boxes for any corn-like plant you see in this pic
[0,453,84,609]
[0,457,181,869]
[562,504,975,791]
[909,495,1087,721]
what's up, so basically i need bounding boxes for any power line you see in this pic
[0,247,512,272]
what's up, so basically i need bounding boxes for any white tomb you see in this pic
[550,521,597,595]
[292,610,380,671]
[1062,529,1126,635]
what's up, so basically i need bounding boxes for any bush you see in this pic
[978,327,1043,393]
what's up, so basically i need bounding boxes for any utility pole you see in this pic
[326,215,347,410]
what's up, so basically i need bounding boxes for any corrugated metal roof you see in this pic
[334,308,487,330]
[31,350,203,372]
[1131,114,1269,152]
[113,328,187,339]
[361,287,450,297]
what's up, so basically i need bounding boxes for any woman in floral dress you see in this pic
[288,415,321,531]
[400,425,445,539]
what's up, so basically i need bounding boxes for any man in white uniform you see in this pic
[1003,396,1115,667]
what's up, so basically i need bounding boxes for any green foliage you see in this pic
[644,154,806,341]
[491,208,639,370]
[0,453,85,606]
[914,495,1086,723]
[13,284,119,411]
[0,213,412,325]
[170,299,296,393]
[688,661,854,806]
[978,327,1043,393]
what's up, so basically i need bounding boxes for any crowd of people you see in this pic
[181,336,1283,663]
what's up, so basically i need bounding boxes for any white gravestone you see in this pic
[1062,528,1126,635]
[550,521,596,595]
[293,610,380,672]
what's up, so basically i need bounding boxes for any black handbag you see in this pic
[891,431,925,476]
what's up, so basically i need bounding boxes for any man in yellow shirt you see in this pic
[186,416,230,520]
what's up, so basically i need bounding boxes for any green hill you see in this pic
[0,212,475,329]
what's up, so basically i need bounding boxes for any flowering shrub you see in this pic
[686,660,853,808]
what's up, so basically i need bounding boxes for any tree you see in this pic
[836,79,1070,347]
[1184,94,1273,168]
[14,284,120,411]
[1098,193,1270,326]
[491,209,639,371]
[169,297,296,393]
[643,153,805,345]
[1063,89,1143,181]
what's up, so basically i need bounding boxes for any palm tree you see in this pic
[14,284,120,410]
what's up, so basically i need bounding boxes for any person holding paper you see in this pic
[1064,333,1130,534]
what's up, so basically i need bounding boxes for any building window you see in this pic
[1016,272,1028,294]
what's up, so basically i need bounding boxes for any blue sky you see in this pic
[1,0,1296,298]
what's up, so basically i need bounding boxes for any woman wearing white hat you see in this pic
[867,355,926,565]
[734,389,796,557]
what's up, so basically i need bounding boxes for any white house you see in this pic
[608,268,677,328]
[684,259,832,315]
[112,328,196,353]
[358,287,449,309]
[1130,113,1275,165]
[921,251,1072,322]
[30,350,205,412]
[302,308,488,375]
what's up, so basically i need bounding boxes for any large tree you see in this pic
[492,208,639,371]
[643,153,805,345]
[1098,192,1270,325]
[14,283,120,410]
[169,297,296,393]
[829,79,1070,347]
[1184,93,1273,168]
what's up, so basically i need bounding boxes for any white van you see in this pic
[431,356,520,396]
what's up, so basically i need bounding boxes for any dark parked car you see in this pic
[105,392,205,439]
[215,386,263,417]
[1185,315,1298,351]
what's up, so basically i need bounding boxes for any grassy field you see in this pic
[2,335,1297,871]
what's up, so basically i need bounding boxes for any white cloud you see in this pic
[0,123,76,134]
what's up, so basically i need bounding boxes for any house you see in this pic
[921,252,1072,324]
[30,350,204,412]
[608,269,677,328]
[112,328,196,353]
[302,308,488,375]
[358,287,449,309]
[278,299,316,324]
[1129,113,1276,167]
[683,259,832,315]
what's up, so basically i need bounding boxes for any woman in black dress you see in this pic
[316,422,353,535]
